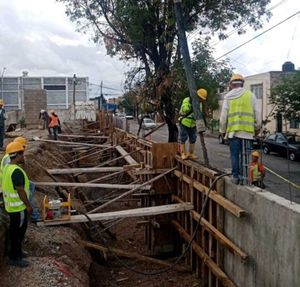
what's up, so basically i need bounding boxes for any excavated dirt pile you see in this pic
[0,129,200,287]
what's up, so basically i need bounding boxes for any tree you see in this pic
[270,71,300,130]
[58,0,271,141]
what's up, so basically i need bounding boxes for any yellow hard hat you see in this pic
[252,151,260,158]
[0,99,4,105]
[197,88,207,100]
[230,74,245,83]
[6,142,25,155]
[14,136,27,147]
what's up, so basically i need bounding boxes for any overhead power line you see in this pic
[216,10,300,60]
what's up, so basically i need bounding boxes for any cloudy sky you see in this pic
[0,0,299,98]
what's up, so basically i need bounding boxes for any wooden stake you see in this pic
[82,241,189,273]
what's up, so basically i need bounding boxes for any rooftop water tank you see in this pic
[282,61,295,72]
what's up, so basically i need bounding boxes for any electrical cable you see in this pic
[81,172,231,276]
[216,10,300,60]
[286,14,300,59]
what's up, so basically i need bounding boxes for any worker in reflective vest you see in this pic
[2,141,32,268]
[0,137,40,221]
[219,74,261,184]
[48,110,60,140]
[249,151,265,188]
[178,88,207,160]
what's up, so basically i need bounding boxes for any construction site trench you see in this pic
[1,114,300,287]
[0,126,202,287]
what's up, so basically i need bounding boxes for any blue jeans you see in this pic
[29,181,40,221]
[179,124,197,144]
[229,137,252,183]
[229,137,243,180]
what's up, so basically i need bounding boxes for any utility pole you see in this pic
[100,81,103,110]
[173,0,209,165]
[72,73,77,120]
[1,67,6,100]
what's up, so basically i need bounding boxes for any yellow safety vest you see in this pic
[0,153,10,187]
[178,97,200,128]
[2,164,30,213]
[227,91,255,134]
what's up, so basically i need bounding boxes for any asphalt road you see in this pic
[129,121,300,203]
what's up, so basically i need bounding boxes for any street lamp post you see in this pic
[1,67,6,100]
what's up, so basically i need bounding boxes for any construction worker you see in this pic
[48,110,60,140]
[178,88,207,160]
[39,109,51,135]
[1,137,40,221]
[219,74,261,184]
[0,99,6,150]
[249,151,266,188]
[2,141,32,267]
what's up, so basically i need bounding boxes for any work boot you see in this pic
[188,144,198,160]
[180,144,188,160]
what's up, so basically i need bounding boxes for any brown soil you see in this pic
[0,128,200,287]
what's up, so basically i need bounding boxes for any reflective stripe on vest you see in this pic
[49,115,59,128]
[2,164,30,213]
[226,91,255,134]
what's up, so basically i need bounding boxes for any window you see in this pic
[267,134,276,141]
[290,119,300,129]
[43,85,66,91]
[250,84,263,99]
[276,134,286,144]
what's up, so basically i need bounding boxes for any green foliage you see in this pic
[18,117,26,128]
[171,39,232,118]
[270,71,300,121]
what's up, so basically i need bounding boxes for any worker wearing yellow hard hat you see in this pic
[178,88,207,160]
[2,141,31,267]
[219,73,262,185]
[0,137,40,223]
[249,150,266,188]
[0,98,6,150]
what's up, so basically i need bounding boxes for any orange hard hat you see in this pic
[13,137,27,147]
[6,142,25,155]
[197,88,207,100]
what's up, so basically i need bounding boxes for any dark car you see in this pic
[262,133,300,161]
[218,133,261,149]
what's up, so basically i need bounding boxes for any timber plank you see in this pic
[38,203,194,226]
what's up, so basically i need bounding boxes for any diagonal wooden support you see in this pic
[88,167,177,214]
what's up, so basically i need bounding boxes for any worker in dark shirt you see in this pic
[2,142,32,268]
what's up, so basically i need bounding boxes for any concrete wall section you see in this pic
[224,178,300,287]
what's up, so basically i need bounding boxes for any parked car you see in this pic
[262,133,300,161]
[218,133,261,148]
[125,114,134,120]
[142,118,156,129]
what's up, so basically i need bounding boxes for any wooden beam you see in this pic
[34,182,151,190]
[143,122,166,138]
[174,170,246,218]
[82,241,189,273]
[115,145,138,165]
[58,134,110,139]
[33,137,110,148]
[172,220,237,287]
[38,203,193,226]
[47,167,124,175]
[172,195,248,260]
[88,167,177,214]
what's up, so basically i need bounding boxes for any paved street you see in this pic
[129,121,300,203]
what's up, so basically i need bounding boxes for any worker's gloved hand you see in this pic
[196,119,206,133]
[27,206,33,216]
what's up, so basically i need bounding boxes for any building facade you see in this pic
[0,76,89,111]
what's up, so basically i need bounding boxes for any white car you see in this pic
[142,118,156,129]
[125,114,134,120]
